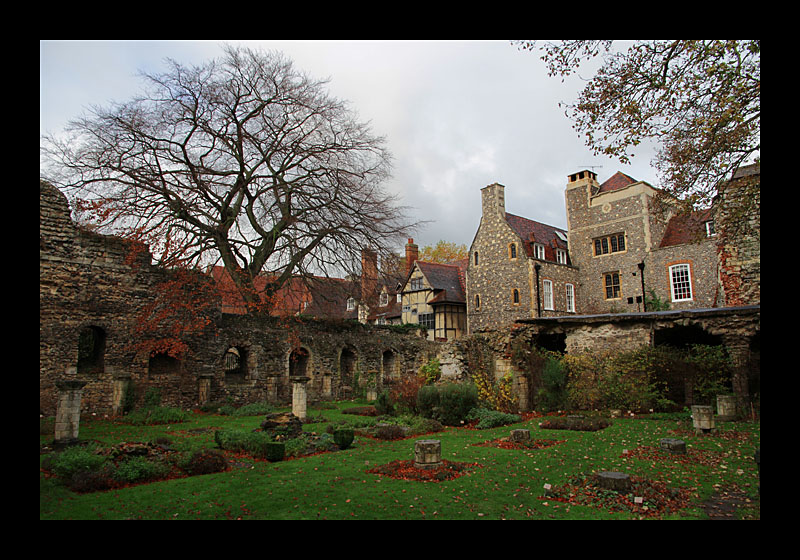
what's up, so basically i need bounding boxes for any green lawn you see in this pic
[40,403,760,520]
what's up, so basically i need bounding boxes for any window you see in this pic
[556,249,567,264]
[565,283,575,312]
[410,277,424,290]
[604,272,621,300]
[379,292,389,306]
[418,312,435,329]
[512,288,520,304]
[474,251,479,266]
[509,243,517,259]
[542,279,553,310]
[705,220,716,237]
[474,294,481,309]
[534,243,545,260]
[669,263,693,302]
[594,233,626,256]
[397,293,402,303]
[346,297,355,311]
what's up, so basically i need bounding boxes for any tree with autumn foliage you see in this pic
[41,45,417,313]
[516,40,760,213]
[418,240,468,265]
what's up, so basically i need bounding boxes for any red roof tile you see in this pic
[659,208,714,248]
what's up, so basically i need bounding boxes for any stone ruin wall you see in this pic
[39,180,438,415]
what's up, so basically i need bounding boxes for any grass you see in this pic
[40,403,760,520]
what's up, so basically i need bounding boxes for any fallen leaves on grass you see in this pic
[543,473,692,518]
[366,460,481,482]
[473,437,565,451]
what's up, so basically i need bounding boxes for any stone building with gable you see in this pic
[467,165,760,333]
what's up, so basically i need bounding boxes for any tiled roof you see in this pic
[505,213,569,262]
[659,208,714,248]
[415,260,467,305]
[598,171,638,193]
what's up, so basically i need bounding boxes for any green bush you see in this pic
[215,429,276,459]
[374,390,395,416]
[333,427,355,449]
[122,406,188,425]
[537,357,568,412]
[466,407,522,429]
[45,444,109,480]
[264,441,285,462]
[112,456,170,484]
[179,449,229,475]
[417,382,478,426]
[233,402,274,416]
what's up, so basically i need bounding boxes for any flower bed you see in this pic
[366,460,481,482]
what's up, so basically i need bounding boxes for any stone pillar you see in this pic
[691,405,715,435]
[111,368,131,415]
[54,379,87,446]
[291,376,310,420]
[414,439,442,470]
[322,373,332,398]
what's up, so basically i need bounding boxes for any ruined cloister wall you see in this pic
[39,180,436,415]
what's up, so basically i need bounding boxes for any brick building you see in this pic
[467,165,760,333]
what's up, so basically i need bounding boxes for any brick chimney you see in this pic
[361,249,378,303]
[481,182,506,219]
[405,238,418,276]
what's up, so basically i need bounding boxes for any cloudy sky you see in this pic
[40,40,660,252]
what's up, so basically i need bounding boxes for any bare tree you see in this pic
[41,45,417,311]
[516,40,760,212]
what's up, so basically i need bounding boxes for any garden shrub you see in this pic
[264,441,285,462]
[374,423,408,440]
[112,456,170,484]
[122,406,188,425]
[466,407,522,429]
[44,443,109,480]
[417,382,479,426]
[180,449,229,475]
[374,390,395,416]
[342,405,379,416]
[333,427,355,449]
[537,357,568,412]
[233,402,274,416]
[215,429,276,459]
[540,416,611,432]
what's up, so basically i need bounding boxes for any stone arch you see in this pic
[223,344,248,384]
[653,322,722,349]
[148,352,181,376]
[382,348,399,382]
[339,345,358,388]
[288,346,311,378]
[77,325,106,375]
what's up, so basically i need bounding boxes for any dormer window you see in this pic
[346,297,355,311]
[533,243,545,260]
[556,249,567,264]
[705,220,716,237]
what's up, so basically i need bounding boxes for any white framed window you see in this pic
[542,279,553,310]
[346,297,355,311]
[565,283,575,313]
[396,293,401,303]
[705,220,716,237]
[534,243,545,260]
[556,249,567,264]
[669,263,693,302]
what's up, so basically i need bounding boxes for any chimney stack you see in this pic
[405,238,418,276]
[361,249,378,303]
